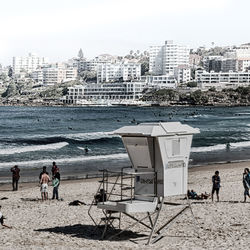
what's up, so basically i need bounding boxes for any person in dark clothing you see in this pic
[94,189,107,204]
[52,168,60,200]
[212,170,221,202]
[243,168,250,202]
[10,165,20,191]
[39,166,49,181]
[51,161,58,177]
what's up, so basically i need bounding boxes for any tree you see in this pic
[79,70,97,82]
[78,48,84,59]
[141,61,149,75]
[1,81,17,97]
[187,82,197,88]
[190,90,202,104]
[8,67,13,78]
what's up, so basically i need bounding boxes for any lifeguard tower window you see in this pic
[123,137,154,169]
[165,138,187,158]
[172,139,180,156]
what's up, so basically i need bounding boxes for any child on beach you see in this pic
[212,170,221,202]
[0,206,12,229]
[242,168,250,202]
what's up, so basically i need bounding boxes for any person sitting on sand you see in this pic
[40,172,50,201]
[201,192,210,200]
[94,189,107,204]
[242,168,250,202]
[187,189,198,199]
[187,190,210,200]
[212,170,221,202]
[0,206,12,229]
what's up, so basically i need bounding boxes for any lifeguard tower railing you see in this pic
[88,167,157,226]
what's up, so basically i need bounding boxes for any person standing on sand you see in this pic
[0,206,12,229]
[242,168,250,202]
[10,165,20,191]
[51,161,58,178]
[52,168,60,200]
[39,166,49,181]
[40,172,50,201]
[212,170,221,202]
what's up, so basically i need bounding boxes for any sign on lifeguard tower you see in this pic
[114,122,199,197]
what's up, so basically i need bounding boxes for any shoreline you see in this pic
[1,159,250,188]
[1,102,250,108]
[1,158,250,185]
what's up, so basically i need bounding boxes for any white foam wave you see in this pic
[191,140,250,153]
[0,153,129,169]
[64,131,118,141]
[19,131,118,141]
[191,144,226,153]
[0,142,68,155]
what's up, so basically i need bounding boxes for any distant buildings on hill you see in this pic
[2,41,250,104]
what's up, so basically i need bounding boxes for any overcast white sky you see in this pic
[0,0,249,65]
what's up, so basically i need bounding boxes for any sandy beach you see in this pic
[0,162,250,250]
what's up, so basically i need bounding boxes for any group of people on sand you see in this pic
[188,169,250,203]
[9,161,61,201]
[39,162,61,201]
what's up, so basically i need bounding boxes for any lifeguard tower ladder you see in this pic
[88,122,199,244]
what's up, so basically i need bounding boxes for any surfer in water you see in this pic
[84,146,89,154]
[226,142,231,151]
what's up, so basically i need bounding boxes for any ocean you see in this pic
[1,105,250,182]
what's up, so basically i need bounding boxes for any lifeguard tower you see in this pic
[88,122,199,244]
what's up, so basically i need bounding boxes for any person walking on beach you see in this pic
[52,168,60,200]
[40,172,50,201]
[242,168,250,202]
[212,170,221,202]
[0,206,12,229]
[10,165,20,191]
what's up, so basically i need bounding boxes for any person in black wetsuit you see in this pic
[212,171,221,202]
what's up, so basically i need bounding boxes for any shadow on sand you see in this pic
[34,224,147,241]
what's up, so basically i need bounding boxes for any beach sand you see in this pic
[0,162,250,249]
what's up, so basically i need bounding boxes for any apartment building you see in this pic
[13,53,48,74]
[31,65,77,86]
[174,66,191,84]
[64,82,144,104]
[195,70,250,89]
[141,75,177,89]
[149,40,189,75]
[97,62,141,83]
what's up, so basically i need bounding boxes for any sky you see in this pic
[0,0,250,65]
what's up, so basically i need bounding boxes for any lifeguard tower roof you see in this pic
[113,122,199,137]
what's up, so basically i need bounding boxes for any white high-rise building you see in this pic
[149,40,189,75]
[97,62,141,83]
[13,53,49,75]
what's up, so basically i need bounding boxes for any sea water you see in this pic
[1,105,250,180]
